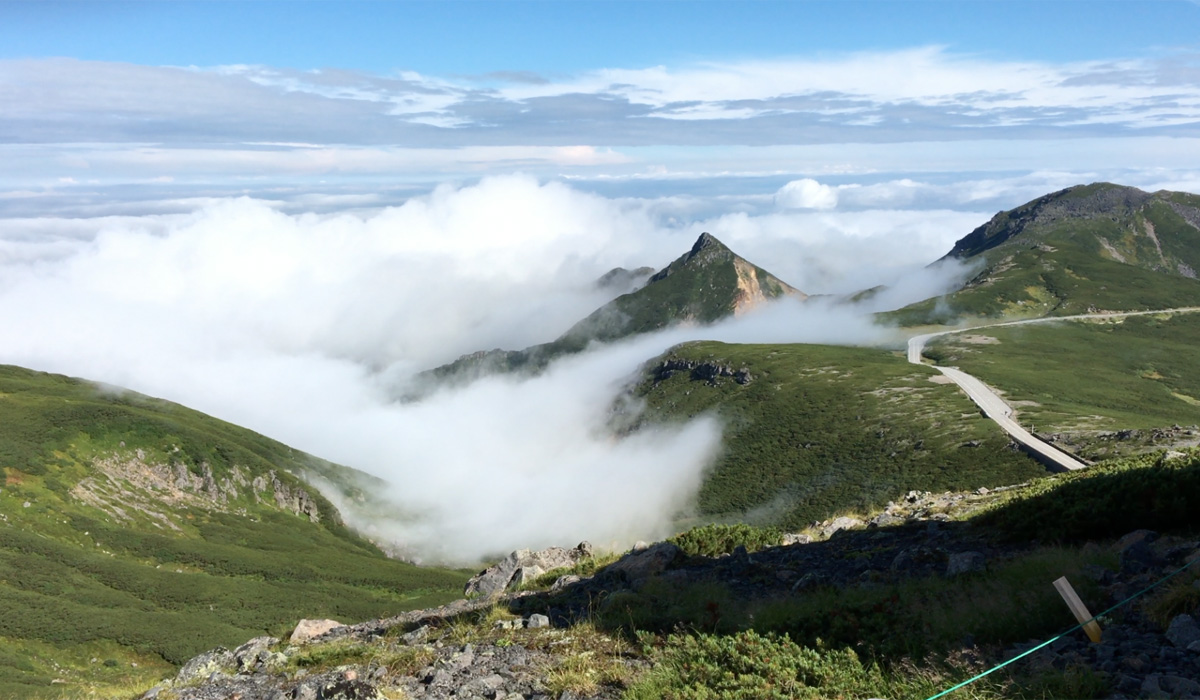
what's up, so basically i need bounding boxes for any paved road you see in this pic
[906,307,1200,472]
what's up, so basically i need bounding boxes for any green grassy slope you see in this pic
[922,312,1200,458]
[889,184,1200,326]
[0,364,466,698]
[630,342,1046,530]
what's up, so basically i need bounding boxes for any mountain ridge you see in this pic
[419,232,805,390]
[891,182,1200,325]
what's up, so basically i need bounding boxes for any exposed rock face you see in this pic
[465,542,593,597]
[69,451,322,527]
[271,471,322,523]
[651,357,752,386]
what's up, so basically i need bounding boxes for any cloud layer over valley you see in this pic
[0,174,981,562]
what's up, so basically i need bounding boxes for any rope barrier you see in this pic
[922,554,1200,700]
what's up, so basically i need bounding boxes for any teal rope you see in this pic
[923,554,1200,700]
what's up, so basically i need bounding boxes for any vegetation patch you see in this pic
[633,342,1044,530]
[668,523,783,558]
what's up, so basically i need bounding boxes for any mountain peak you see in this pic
[690,232,729,255]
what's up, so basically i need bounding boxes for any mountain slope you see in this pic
[424,233,806,387]
[0,364,466,698]
[627,341,1045,530]
[891,183,1200,325]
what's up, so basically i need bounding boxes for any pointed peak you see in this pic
[690,232,731,256]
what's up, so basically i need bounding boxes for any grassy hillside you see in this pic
[889,184,1200,326]
[922,312,1200,458]
[630,342,1046,530]
[0,364,466,699]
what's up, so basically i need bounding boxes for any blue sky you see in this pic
[5,1,1200,72]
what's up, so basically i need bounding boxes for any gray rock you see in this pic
[1166,614,1200,650]
[401,624,430,645]
[550,574,582,591]
[945,551,986,577]
[821,517,863,538]
[1115,529,1159,551]
[465,543,592,597]
[606,542,681,583]
[233,636,281,673]
[526,614,551,629]
[176,647,234,684]
[1142,673,1200,698]
[290,619,343,644]
[1119,541,1155,574]
[869,513,904,528]
[781,533,812,546]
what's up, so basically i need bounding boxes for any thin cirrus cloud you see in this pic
[3,48,1200,150]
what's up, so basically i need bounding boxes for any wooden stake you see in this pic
[1053,576,1102,643]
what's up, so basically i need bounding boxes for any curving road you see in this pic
[906,307,1200,472]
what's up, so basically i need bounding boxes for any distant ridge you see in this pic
[892,183,1200,324]
[419,233,806,389]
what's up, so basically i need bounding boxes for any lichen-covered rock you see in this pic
[175,646,235,684]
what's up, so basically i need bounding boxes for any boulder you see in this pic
[289,619,343,645]
[1165,614,1200,650]
[821,517,863,538]
[526,614,551,629]
[233,636,283,673]
[465,542,593,597]
[607,542,681,583]
[945,551,986,577]
[175,647,234,684]
[781,533,812,546]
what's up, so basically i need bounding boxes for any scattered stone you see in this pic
[401,625,430,645]
[781,533,812,545]
[526,614,550,629]
[289,619,343,645]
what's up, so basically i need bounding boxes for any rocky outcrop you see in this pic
[270,471,322,523]
[69,451,323,528]
[153,521,1200,700]
[465,542,594,597]
[650,358,753,386]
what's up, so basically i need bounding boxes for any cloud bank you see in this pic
[0,174,979,562]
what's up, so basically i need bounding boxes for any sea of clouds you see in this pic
[0,174,983,563]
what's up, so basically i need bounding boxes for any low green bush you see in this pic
[668,523,783,558]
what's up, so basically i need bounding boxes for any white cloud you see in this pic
[775,178,838,209]
[0,175,980,562]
